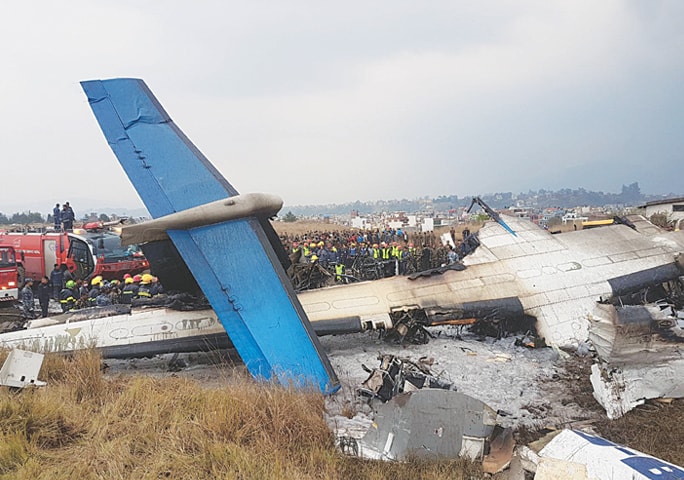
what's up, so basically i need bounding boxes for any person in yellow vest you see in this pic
[334,262,345,282]
[381,242,391,260]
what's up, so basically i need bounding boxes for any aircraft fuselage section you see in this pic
[299,220,684,347]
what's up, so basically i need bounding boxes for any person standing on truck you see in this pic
[21,278,35,320]
[62,202,75,231]
[37,276,51,318]
[52,203,61,231]
[49,264,63,299]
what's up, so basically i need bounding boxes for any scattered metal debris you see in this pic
[357,354,455,402]
[0,348,46,388]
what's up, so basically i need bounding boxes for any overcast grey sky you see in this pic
[1,1,683,215]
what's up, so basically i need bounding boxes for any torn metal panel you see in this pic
[537,429,684,479]
[589,303,683,365]
[354,389,498,461]
[0,349,46,388]
[588,303,684,418]
[590,361,684,420]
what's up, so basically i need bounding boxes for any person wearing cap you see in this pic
[21,278,35,319]
[60,280,77,312]
[136,274,154,299]
[89,275,103,305]
[121,276,138,304]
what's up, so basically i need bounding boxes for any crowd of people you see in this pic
[279,226,476,286]
[18,225,477,316]
[20,264,164,319]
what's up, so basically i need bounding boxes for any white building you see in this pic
[636,197,684,226]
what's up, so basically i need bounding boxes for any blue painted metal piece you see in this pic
[81,78,339,394]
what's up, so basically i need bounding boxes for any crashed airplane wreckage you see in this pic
[1,78,683,413]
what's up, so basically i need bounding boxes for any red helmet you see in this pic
[133,275,142,283]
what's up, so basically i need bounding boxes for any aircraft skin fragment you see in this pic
[538,429,684,479]
[81,78,339,393]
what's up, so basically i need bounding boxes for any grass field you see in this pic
[0,350,681,479]
[0,350,483,480]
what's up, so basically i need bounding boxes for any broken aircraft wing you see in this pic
[81,78,338,394]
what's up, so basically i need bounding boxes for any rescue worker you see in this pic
[59,280,77,312]
[121,276,138,304]
[149,277,164,296]
[381,242,391,260]
[108,279,121,304]
[21,278,35,319]
[37,276,51,318]
[136,274,154,299]
[96,285,113,306]
[334,262,345,282]
[89,275,103,305]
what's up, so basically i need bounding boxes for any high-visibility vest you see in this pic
[335,263,344,281]
[381,247,391,260]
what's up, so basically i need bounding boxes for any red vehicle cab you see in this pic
[0,230,148,282]
[0,246,18,304]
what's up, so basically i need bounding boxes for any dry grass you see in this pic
[593,399,684,467]
[0,350,483,479]
[2,349,680,478]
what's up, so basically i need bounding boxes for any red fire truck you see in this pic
[0,246,19,304]
[0,230,148,282]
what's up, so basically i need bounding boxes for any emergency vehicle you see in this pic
[0,230,148,282]
[0,246,18,304]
